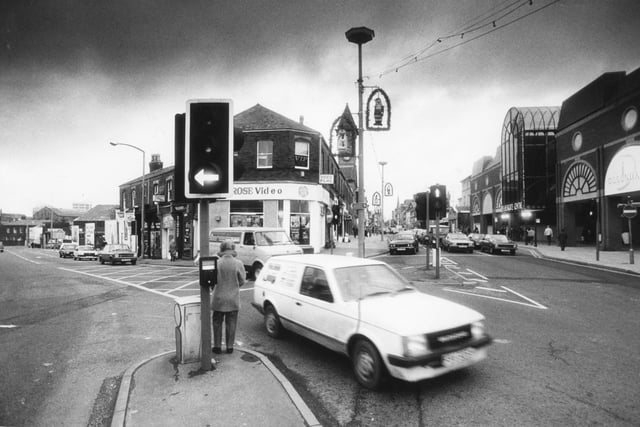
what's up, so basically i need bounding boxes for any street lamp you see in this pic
[110,141,146,258]
[346,26,374,258]
[379,161,387,241]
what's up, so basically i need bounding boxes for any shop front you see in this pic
[209,181,332,253]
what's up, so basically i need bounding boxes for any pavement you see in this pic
[113,235,638,427]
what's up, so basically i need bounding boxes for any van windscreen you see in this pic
[255,231,294,246]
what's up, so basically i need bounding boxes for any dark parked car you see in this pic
[59,243,78,258]
[442,233,474,253]
[479,234,517,255]
[388,231,419,255]
[99,244,137,265]
[468,233,483,249]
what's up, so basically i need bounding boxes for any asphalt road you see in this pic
[1,247,639,426]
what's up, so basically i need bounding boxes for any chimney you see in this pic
[299,115,304,125]
[149,154,163,172]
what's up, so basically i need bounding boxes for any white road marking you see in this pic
[5,250,41,264]
[59,267,175,299]
[475,286,507,293]
[444,286,548,310]
[0,325,18,328]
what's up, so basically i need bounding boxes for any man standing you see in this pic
[544,225,553,246]
[212,240,246,354]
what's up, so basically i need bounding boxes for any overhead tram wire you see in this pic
[375,0,524,76]
[373,0,562,79]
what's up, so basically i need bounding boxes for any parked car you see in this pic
[478,234,518,255]
[442,233,474,253]
[59,243,78,258]
[252,254,492,389]
[388,231,419,255]
[208,227,303,279]
[99,244,137,265]
[73,245,98,261]
[468,233,483,249]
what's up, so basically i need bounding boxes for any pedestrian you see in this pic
[559,228,568,251]
[211,239,246,354]
[527,227,535,245]
[169,238,177,261]
[544,225,553,245]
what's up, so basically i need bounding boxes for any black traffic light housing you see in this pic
[429,184,447,218]
[331,204,341,225]
[184,99,233,199]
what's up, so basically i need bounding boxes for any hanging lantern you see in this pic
[366,88,391,131]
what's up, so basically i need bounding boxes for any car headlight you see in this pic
[402,334,429,358]
[471,321,486,339]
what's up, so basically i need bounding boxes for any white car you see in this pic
[73,245,98,261]
[252,254,492,389]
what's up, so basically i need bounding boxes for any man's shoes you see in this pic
[226,348,234,354]
[212,347,222,354]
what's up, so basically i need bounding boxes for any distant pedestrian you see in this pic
[169,239,177,261]
[559,228,568,251]
[544,225,553,246]
[527,227,536,245]
[212,240,246,354]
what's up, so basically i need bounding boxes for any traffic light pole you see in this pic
[199,201,212,371]
[425,190,430,270]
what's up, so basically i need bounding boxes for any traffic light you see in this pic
[331,204,341,225]
[429,184,447,217]
[185,99,233,199]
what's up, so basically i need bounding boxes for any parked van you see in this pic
[209,227,303,278]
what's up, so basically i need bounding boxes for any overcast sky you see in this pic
[1,0,639,217]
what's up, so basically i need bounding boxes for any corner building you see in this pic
[209,104,354,253]
[556,68,640,250]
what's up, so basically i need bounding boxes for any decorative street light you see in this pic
[346,26,374,258]
[379,161,387,241]
[110,141,146,258]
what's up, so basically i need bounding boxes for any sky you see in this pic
[1,0,639,217]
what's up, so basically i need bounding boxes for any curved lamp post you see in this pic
[346,26,374,258]
[110,141,146,258]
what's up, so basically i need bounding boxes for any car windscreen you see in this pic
[255,231,294,246]
[396,232,414,239]
[334,264,410,301]
[448,233,467,239]
[111,244,132,251]
[491,235,509,242]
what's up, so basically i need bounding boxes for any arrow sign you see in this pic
[195,169,220,186]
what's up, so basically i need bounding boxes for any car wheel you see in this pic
[73,257,77,261]
[468,249,473,254]
[264,305,283,338]
[510,250,516,255]
[111,259,115,265]
[59,253,62,258]
[131,260,137,265]
[100,258,104,264]
[491,247,497,255]
[352,339,386,390]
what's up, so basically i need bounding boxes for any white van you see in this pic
[209,227,303,278]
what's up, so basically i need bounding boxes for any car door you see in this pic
[292,266,356,354]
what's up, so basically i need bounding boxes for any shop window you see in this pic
[153,182,159,195]
[294,140,310,169]
[166,179,174,201]
[122,191,127,209]
[131,189,136,205]
[257,140,273,168]
[290,200,310,245]
[230,200,264,227]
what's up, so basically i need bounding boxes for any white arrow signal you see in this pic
[195,169,220,186]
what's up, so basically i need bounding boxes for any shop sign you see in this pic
[319,174,334,185]
[605,145,640,196]
[231,182,328,203]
